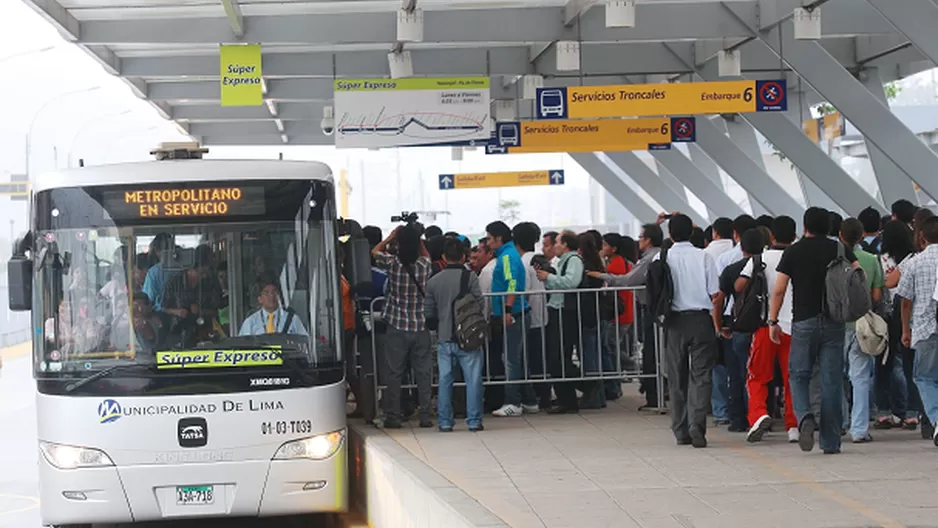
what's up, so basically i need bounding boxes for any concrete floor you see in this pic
[383,384,938,528]
[0,346,342,528]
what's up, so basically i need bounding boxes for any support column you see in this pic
[757,24,931,202]
[568,152,657,222]
[601,152,707,227]
[693,115,805,220]
[867,0,938,66]
[685,145,724,220]
[718,117,772,217]
[859,67,921,207]
[651,149,746,218]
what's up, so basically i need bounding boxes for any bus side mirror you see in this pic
[8,255,32,311]
[346,238,373,295]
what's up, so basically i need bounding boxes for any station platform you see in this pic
[358,388,938,528]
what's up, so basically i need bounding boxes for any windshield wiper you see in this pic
[64,363,155,393]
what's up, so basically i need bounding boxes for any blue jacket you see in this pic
[491,241,528,316]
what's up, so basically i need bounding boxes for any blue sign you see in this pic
[755,80,787,112]
[549,170,565,185]
[439,174,455,190]
[671,117,696,143]
[535,87,568,120]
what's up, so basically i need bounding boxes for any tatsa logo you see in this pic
[98,399,122,424]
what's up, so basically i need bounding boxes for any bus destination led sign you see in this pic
[103,186,266,219]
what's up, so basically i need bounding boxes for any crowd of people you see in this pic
[354,199,938,455]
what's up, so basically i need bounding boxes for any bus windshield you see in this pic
[31,179,343,395]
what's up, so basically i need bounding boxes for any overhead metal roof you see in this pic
[21,0,935,146]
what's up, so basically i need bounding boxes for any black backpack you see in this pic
[452,270,488,351]
[732,256,768,332]
[645,248,674,324]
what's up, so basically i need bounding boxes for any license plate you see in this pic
[176,485,214,505]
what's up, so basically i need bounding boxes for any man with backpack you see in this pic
[858,206,883,255]
[715,228,766,434]
[840,218,885,444]
[769,207,861,455]
[651,214,721,448]
[425,238,486,433]
[737,216,800,444]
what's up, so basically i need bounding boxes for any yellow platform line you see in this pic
[0,341,30,362]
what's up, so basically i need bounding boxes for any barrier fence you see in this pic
[360,285,667,422]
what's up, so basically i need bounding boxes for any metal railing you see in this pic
[359,285,667,421]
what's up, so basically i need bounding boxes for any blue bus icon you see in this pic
[497,123,520,146]
[539,89,565,118]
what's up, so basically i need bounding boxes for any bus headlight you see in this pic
[39,442,114,470]
[272,429,345,461]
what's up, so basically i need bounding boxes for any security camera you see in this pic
[321,105,335,136]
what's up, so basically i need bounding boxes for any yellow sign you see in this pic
[492,117,695,153]
[102,186,266,219]
[536,80,787,119]
[439,170,565,190]
[220,44,263,106]
[802,111,845,144]
[156,348,284,369]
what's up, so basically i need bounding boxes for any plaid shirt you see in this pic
[897,245,938,347]
[374,253,431,332]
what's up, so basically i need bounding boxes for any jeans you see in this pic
[503,311,536,407]
[437,342,484,430]
[912,333,938,428]
[602,321,627,398]
[846,331,874,440]
[711,341,730,421]
[581,325,605,407]
[726,332,752,429]
[790,316,845,452]
[874,345,909,419]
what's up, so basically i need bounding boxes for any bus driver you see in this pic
[239,280,308,336]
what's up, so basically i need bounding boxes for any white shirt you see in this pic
[655,242,719,312]
[479,259,497,316]
[741,249,793,335]
[521,252,547,328]
[705,238,735,260]
[713,244,745,316]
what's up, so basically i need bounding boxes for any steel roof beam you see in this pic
[221,0,245,38]
[127,36,920,81]
[77,2,897,46]
[202,134,332,146]
[173,102,324,121]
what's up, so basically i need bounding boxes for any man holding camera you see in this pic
[371,224,434,429]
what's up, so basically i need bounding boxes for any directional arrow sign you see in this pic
[438,174,455,190]
[438,170,565,190]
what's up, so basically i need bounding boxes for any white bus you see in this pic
[7,145,365,527]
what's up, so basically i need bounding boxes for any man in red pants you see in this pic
[737,216,799,443]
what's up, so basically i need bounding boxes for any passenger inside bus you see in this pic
[44,297,106,356]
[238,280,308,336]
[160,244,223,348]
[141,233,177,311]
[131,292,167,355]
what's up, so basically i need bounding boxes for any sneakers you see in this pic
[799,416,818,452]
[746,415,772,443]
[522,404,540,414]
[787,428,800,443]
[932,422,938,447]
[492,404,524,417]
